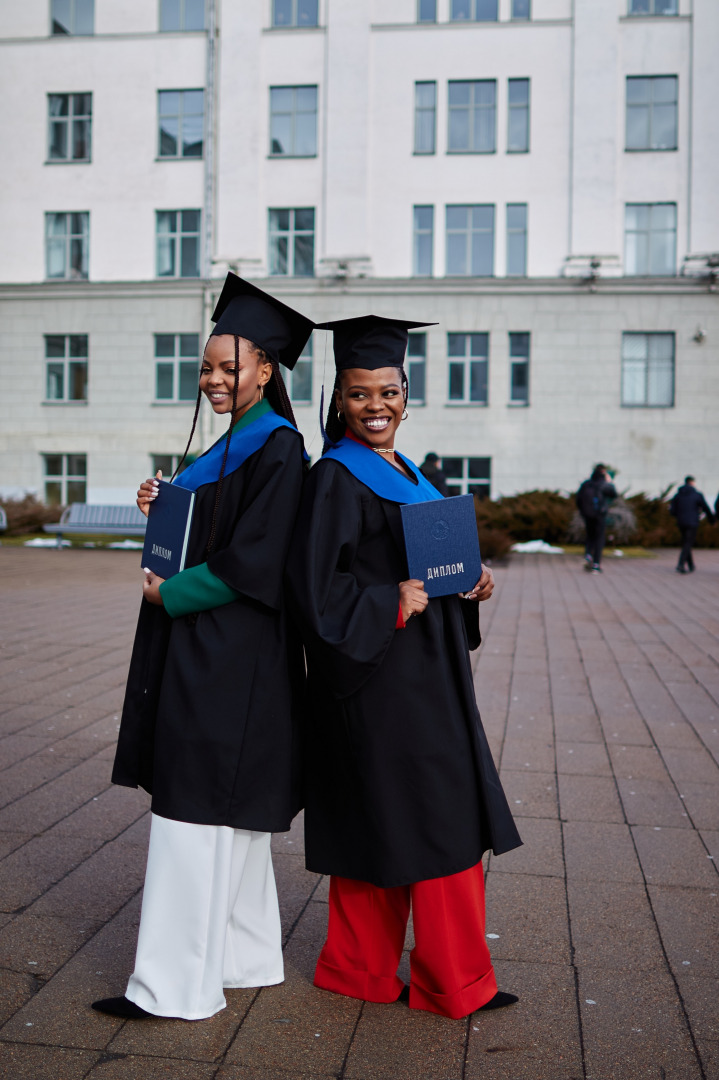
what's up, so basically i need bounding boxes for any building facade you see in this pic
[1,0,717,504]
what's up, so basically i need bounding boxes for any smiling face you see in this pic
[335,366,406,450]
[200,335,272,417]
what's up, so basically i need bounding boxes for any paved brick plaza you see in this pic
[0,546,717,1080]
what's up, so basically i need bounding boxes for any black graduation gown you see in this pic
[287,457,522,888]
[112,425,305,833]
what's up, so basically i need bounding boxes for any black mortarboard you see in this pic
[316,315,436,372]
[210,273,314,370]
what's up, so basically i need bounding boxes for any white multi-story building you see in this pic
[1,0,717,505]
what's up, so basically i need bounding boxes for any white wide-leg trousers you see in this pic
[125,813,284,1020]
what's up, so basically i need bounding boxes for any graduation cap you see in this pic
[210,273,314,370]
[316,315,437,372]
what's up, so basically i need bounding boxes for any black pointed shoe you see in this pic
[478,991,519,1011]
[91,995,155,1019]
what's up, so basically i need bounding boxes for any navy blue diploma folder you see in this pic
[400,494,482,599]
[141,480,195,579]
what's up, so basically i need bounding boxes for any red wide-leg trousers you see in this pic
[314,862,497,1019]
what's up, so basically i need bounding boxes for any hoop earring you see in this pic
[338,409,344,420]
[402,409,408,421]
[258,384,264,400]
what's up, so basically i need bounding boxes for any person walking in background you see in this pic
[419,452,450,496]
[576,465,618,574]
[670,476,715,574]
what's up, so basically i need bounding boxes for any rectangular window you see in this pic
[270,86,318,156]
[506,203,527,276]
[507,78,530,152]
[43,453,87,506]
[48,93,92,162]
[151,453,189,477]
[448,80,496,153]
[624,203,676,275]
[272,0,319,27]
[268,208,315,277]
[156,210,201,278]
[45,212,89,280]
[446,205,494,276]
[413,205,434,277]
[45,335,88,402]
[414,82,437,154]
[622,332,674,406]
[158,90,204,158]
[509,332,530,405]
[628,0,677,14]
[450,0,498,20]
[418,0,437,21]
[442,457,491,499]
[154,334,200,401]
[512,0,531,18]
[407,333,427,404]
[160,0,205,31]
[289,336,313,403]
[51,0,94,34]
[447,333,488,404]
[626,76,677,151]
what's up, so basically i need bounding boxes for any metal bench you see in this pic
[44,504,147,547]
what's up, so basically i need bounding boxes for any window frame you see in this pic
[447,332,489,406]
[268,207,316,277]
[51,0,94,35]
[625,75,678,152]
[159,0,206,32]
[506,203,527,277]
[407,332,427,405]
[413,205,434,277]
[414,81,437,155]
[269,85,318,157]
[271,0,319,28]
[511,0,531,19]
[447,79,497,155]
[417,0,437,22]
[624,202,677,276]
[43,453,87,506]
[155,209,202,279]
[153,333,201,402]
[627,0,678,15]
[47,92,92,163]
[445,204,495,277]
[45,211,89,280]
[44,334,89,403]
[157,89,205,159]
[450,0,498,22]
[441,456,491,499]
[507,78,530,153]
[508,331,530,406]
[621,332,675,408]
[288,336,314,403]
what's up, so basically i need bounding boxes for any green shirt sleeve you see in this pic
[159,561,240,619]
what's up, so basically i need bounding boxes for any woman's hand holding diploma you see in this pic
[137,470,162,518]
[399,579,429,621]
[142,568,166,606]
[463,566,495,602]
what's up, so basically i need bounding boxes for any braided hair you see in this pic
[171,334,299,555]
[322,367,409,453]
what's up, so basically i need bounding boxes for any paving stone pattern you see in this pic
[1,547,717,1080]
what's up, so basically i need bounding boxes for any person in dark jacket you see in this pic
[419,452,450,496]
[670,477,715,573]
[576,465,618,573]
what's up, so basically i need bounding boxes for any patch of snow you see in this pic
[510,539,564,554]
[24,537,70,548]
[108,539,144,549]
